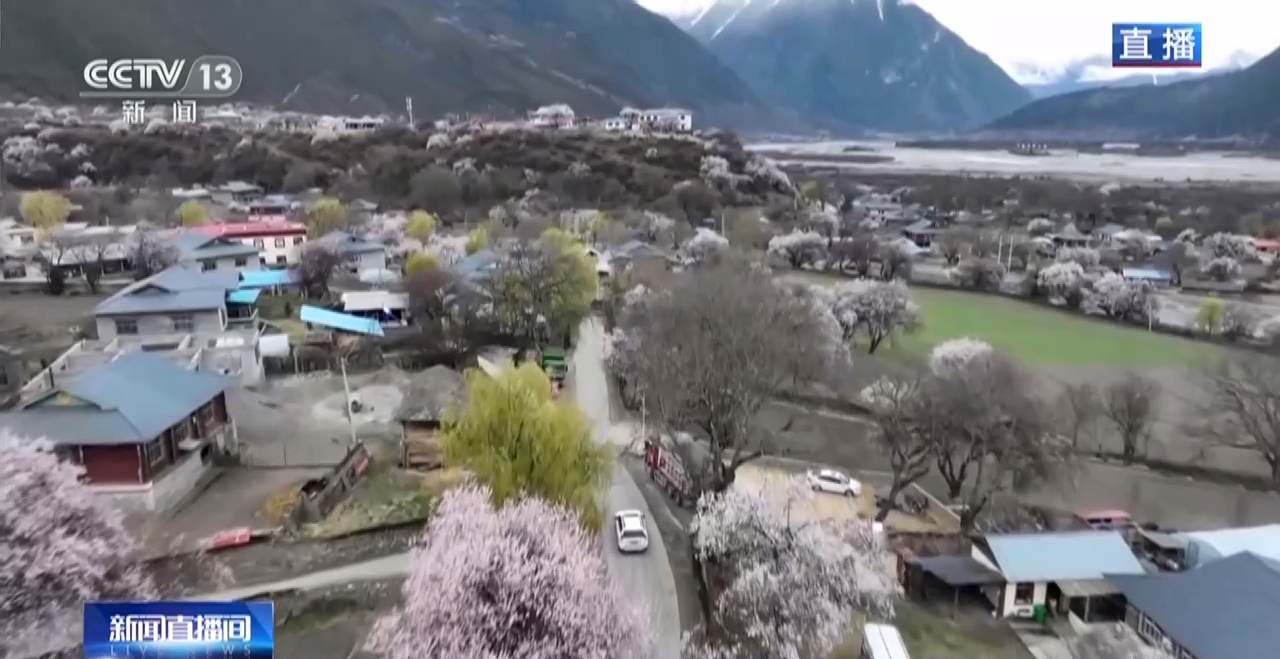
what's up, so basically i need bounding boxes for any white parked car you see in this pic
[806,468,862,497]
[614,510,649,553]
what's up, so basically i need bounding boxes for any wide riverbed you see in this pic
[749,140,1280,183]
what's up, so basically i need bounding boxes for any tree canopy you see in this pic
[441,363,610,529]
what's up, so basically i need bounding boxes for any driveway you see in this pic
[575,317,684,658]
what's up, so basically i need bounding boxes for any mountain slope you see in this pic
[0,0,794,130]
[1016,52,1259,99]
[987,46,1280,138]
[678,0,1031,133]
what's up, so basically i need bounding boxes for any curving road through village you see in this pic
[574,317,683,659]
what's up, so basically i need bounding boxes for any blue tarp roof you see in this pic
[985,530,1146,582]
[1122,267,1171,280]
[227,289,261,304]
[299,305,384,336]
[239,269,298,288]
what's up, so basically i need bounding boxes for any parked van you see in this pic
[861,623,911,659]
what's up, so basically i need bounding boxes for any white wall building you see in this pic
[603,107,693,133]
[529,104,576,128]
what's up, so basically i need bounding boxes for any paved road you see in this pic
[575,317,683,659]
[196,553,411,601]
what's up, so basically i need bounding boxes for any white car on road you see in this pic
[614,510,650,553]
[806,468,862,497]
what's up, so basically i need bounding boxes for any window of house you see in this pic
[144,439,166,467]
[274,238,286,248]
[293,237,304,245]
[115,318,138,335]
[253,239,265,248]
[201,260,216,271]
[1013,583,1034,606]
[234,257,248,267]
[275,255,287,265]
[0,368,8,386]
[172,315,194,332]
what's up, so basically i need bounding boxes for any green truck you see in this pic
[540,348,568,384]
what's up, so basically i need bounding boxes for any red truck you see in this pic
[643,437,694,507]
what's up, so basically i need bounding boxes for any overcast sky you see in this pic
[637,0,1280,78]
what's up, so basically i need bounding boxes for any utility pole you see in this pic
[405,97,414,127]
[339,355,358,447]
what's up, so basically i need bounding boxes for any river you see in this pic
[748,140,1280,183]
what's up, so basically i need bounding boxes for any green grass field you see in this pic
[891,287,1218,366]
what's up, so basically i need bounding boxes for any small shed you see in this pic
[394,366,466,470]
[1121,267,1172,287]
[977,530,1146,621]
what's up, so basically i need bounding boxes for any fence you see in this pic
[262,350,440,377]
[283,442,373,534]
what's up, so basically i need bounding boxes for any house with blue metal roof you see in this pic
[93,265,262,341]
[0,352,235,512]
[168,229,261,273]
[972,530,1146,620]
[1108,551,1280,659]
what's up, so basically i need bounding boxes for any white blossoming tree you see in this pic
[1027,218,1055,236]
[1065,623,1174,659]
[928,338,994,374]
[1084,273,1159,322]
[683,228,730,266]
[767,230,827,269]
[1037,261,1087,300]
[1203,256,1242,282]
[687,475,898,659]
[828,279,921,354]
[1055,246,1101,268]
[1201,232,1256,261]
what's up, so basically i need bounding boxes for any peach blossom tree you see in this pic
[0,432,156,657]
[368,484,650,659]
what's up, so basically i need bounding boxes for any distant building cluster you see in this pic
[527,104,693,133]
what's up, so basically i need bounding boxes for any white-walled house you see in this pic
[529,104,576,128]
[970,531,1146,620]
[601,107,693,133]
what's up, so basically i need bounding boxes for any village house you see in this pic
[339,290,410,328]
[851,193,908,222]
[1048,223,1091,249]
[600,107,693,133]
[317,230,389,273]
[605,240,674,282]
[197,220,308,267]
[1109,551,1280,659]
[529,104,576,128]
[395,365,467,470]
[0,218,38,254]
[1121,267,1173,287]
[91,266,261,341]
[171,230,263,272]
[213,182,264,205]
[0,352,236,512]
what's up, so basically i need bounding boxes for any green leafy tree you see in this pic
[441,363,609,530]
[175,200,208,227]
[406,210,437,243]
[404,252,439,277]
[306,197,348,237]
[464,225,491,255]
[20,190,72,235]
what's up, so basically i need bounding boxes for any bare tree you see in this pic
[1220,302,1261,342]
[128,228,176,280]
[952,257,1006,291]
[878,242,913,281]
[1058,381,1102,450]
[935,228,972,266]
[403,267,486,367]
[36,235,75,295]
[922,352,1071,531]
[827,232,876,276]
[292,244,344,299]
[69,229,122,294]
[1102,373,1160,464]
[1192,355,1280,485]
[862,369,933,521]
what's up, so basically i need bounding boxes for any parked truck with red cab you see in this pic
[643,436,694,507]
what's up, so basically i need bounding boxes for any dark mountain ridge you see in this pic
[0,0,797,130]
[987,46,1280,139]
[678,0,1031,133]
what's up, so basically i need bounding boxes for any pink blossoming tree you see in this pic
[368,484,650,659]
[0,432,156,657]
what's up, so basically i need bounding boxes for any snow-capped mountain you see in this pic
[674,0,1030,133]
[1014,50,1261,99]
